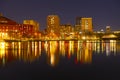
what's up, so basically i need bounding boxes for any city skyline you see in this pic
[0,0,120,31]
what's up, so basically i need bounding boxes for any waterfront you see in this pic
[0,40,120,79]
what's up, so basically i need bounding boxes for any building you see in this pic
[81,18,93,32]
[60,24,73,33]
[23,20,39,32]
[75,17,82,32]
[106,26,111,33]
[74,17,93,33]
[76,17,82,25]
[47,15,60,34]
[0,14,34,39]
[60,24,74,39]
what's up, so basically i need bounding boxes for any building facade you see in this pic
[76,17,82,25]
[75,17,82,32]
[47,15,60,34]
[106,26,111,33]
[81,18,93,32]
[0,15,35,39]
[23,20,39,32]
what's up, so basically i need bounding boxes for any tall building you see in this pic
[106,26,111,33]
[75,17,82,32]
[23,20,39,32]
[76,17,82,25]
[47,15,60,34]
[81,18,93,32]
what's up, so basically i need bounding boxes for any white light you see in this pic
[82,36,86,40]
[0,42,5,49]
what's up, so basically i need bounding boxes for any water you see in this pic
[0,40,120,79]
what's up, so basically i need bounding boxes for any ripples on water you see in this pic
[0,40,120,79]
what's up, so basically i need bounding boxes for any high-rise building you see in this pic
[106,26,111,33]
[81,18,93,32]
[76,17,82,25]
[75,17,82,32]
[47,15,60,34]
[23,20,39,32]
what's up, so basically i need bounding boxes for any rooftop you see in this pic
[0,14,18,25]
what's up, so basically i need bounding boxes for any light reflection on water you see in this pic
[0,40,120,66]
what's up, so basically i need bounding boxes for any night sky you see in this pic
[0,0,120,31]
